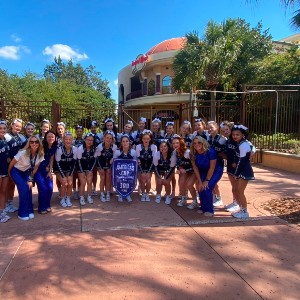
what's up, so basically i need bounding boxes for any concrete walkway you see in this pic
[0,165,299,299]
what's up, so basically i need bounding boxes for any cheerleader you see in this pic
[220,121,240,212]
[172,135,197,207]
[136,130,157,202]
[0,120,10,223]
[88,120,101,146]
[151,118,164,149]
[24,122,36,141]
[180,120,193,148]
[39,119,52,140]
[35,130,57,214]
[192,118,209,140]
[74,125,84,147]
[133,117,147,146]
[153,141,176,204]
[5,118,26,213]
[117,120,135,147]
[88,120,101,196]
[113,134,137,202]
[191,136,223,217]
[54,122,66,197]
[95,130,117,202]
[98,117,118,142]
[55,132,77,207]
[8,136,44,221]
[56,122,66,146]
[207,121,227,207]
[229,124,255,219]
[164,121,175,145]
[73,125,84,200]
[76,133,96,205]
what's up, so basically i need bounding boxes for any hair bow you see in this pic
[165,121,174,127]
[104,118,114,123]
[152,118,161,123]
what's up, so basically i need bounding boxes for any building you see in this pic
[118,37,191,131]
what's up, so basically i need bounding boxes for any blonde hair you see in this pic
[190,136,210,161]
[23,136,44,157]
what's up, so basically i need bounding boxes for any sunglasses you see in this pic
[30,140,39,144]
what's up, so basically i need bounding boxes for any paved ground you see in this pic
[0,165,299,299]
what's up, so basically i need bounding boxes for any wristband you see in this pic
[205,178,210,181]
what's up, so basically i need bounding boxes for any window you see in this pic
[162,75,173,94]
[148,79,155,96]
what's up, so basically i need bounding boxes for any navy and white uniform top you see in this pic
[13,149,44,172]
[55,145,77,177]
[173,149,194,173]
[5,132,26,158]
[0,137,10,176]
[153,151,176,179]
[95,143,117,169]
[192,130,210,141]
[136,144,157,172]
[74,138,84,147]
[233,139,255,180]
[208,134,227,166]
[152,131,165,148]
[132,130,143,146]
[76,145,96,172]
[113,149,137,160]
[182,134,193,148]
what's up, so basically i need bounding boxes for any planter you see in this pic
[260,150,300,174]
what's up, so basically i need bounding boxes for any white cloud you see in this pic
[113,79,118,86]
[0,46,20,60]
[11,34,22,43]
[0,45,31,60]
[43,44,88,61]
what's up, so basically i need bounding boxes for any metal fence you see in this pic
[1,85,300,152]
[0,99,116,131]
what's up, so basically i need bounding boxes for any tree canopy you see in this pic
[173,18,273,92]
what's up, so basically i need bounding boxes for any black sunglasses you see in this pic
[30,140,39,144]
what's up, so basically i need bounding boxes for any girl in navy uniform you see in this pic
[113,134,137,203]
[95,130,117,202]
[87,121,100,196]
[191,136,224,217]
[220,121,240,212]
[35,130,57,214]
[77,132,96,205]
[229,124,255,219]
[54,122,66,198]
[0,120,11,223]
[117,121,135,147]
[153,141,176,204]
[192,118,209,140]
[38,119,52,141]
[207,121,227,207]
[5,118,26,213]
[56,122,66,146]
[151,118,164,149]
[136,130,157,202]
[180,120,193,148]
[73,125,84,200]
[164,121,175,146]
[98,118,118,143]
[172,135,197,208]
[55,132,77,208]
[24,122,36,142]
[8,136,44,221]
[133,117,147,146]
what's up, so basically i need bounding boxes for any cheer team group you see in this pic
[0,116,255,223]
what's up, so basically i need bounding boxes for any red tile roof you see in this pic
[146,37,186,55]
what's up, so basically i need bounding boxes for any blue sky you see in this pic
[0,0,298,101]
